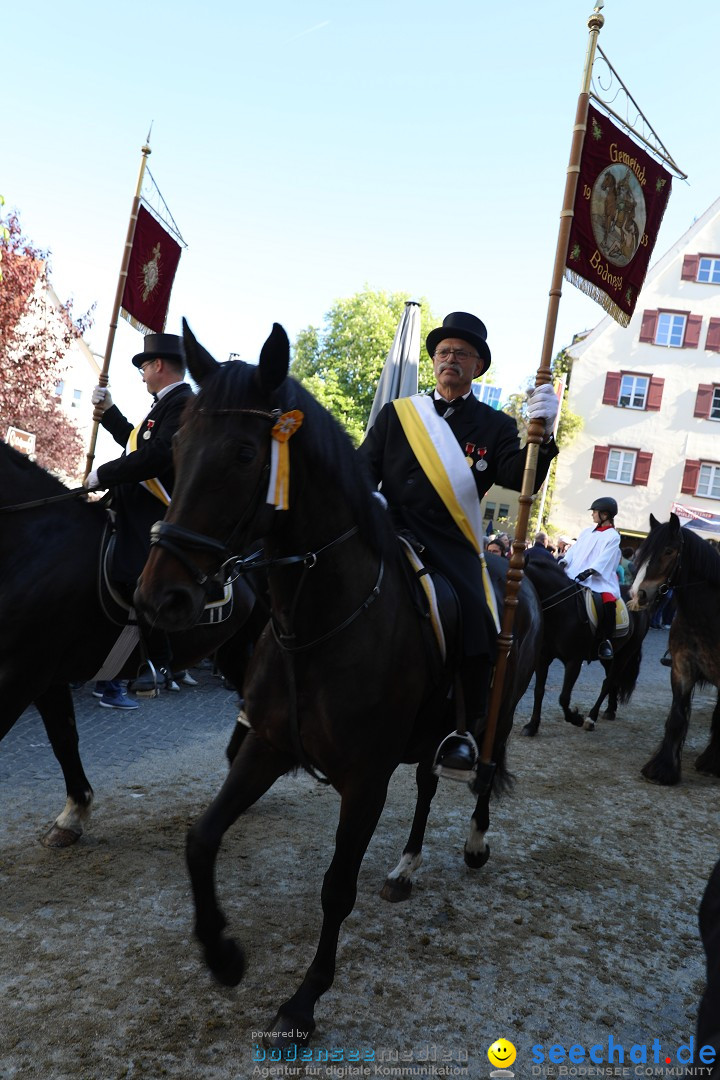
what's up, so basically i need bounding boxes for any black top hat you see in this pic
[425,312,491,375]
[131,333,185,369]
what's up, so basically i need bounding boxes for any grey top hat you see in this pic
[131,333,185,369]
[426,311,491,375]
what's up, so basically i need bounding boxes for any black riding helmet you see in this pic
[589,496,618,519]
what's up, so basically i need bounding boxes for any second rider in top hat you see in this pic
[84,333,194,693]
[361,311,559,782]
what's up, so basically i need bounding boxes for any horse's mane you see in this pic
[196,362,392,553]
[523,549,570,589]
[0,440,70,502]
[638,519,720,588]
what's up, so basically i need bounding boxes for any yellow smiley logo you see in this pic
[488,1039,517,1069]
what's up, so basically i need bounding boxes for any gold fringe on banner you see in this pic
[120,309,155,335]
[564,268,631,328]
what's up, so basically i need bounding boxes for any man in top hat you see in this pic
[360,311,559,782]
[84,333,194,691]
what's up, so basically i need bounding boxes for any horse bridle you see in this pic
[149,404,384,648]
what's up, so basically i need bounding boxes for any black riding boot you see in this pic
[598,601,616,660]
[433,656,493,781]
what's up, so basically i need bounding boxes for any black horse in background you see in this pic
[136,320,543,1048]
[629,513,720,785]
[0,441,262,845]
[522,550,649,734]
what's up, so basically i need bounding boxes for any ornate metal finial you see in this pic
[589,0,605,30]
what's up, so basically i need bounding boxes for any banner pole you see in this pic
[83,140,152,480]
[476,3,605,788]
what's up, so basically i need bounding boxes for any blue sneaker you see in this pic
[98,688,138,710]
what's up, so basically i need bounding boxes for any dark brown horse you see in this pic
[0,441,261,845]
[135,320,543,1047]
[629,513,720,785]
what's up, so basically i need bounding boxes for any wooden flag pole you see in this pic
[83,140,152,480]
[476,2,605,792]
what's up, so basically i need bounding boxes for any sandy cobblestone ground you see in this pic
[1,627,719,1080]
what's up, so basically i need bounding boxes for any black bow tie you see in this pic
[434,396,464,417]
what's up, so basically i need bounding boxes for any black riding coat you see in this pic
[360,393,558,655]
[96,383,193,585]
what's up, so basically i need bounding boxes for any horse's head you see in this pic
[136,319,292,629]
[628,513,683,611]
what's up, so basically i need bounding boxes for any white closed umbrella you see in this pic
[365,300,421,434]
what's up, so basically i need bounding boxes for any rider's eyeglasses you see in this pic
[140,359,158,375]
[434,347,479,363]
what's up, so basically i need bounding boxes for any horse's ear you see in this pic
[182,318,220,386]
[669,512,681,532]
[649,513,660,530]
[255,323,290,394]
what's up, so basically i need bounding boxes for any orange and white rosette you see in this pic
[267,410,304,510]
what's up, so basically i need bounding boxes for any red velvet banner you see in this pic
[565,104,672,327]
[121,204,181,334]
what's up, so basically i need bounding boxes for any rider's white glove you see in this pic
[83,470,101,490]
[526,383,558,436]
[91,386,113,412]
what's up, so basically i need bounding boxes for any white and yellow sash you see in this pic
[393,395,501,632]
[128,425,170,506]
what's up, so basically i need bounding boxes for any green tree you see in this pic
[0,207,94,476]
[291,287,439,444]
[502,346,583,534]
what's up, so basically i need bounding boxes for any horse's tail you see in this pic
[616,619,646,704]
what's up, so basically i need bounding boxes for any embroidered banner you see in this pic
[121,204,182,334]
[565,103,672,327]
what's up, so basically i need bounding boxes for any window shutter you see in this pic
[633,452,652,486]
[590,445,610,480]
[602,371,622,406]
[646,377,664,411]
[681,459,701,494]
[684,314,703,348]
[706,318,720,353]
[639,310,658,343]
[681,255,700,281]
[694,384,714,419]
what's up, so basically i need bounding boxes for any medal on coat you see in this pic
[475,447,488,472]
[143,419,155,442]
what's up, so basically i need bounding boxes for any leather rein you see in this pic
[0,487,87,512]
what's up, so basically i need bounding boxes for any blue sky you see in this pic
[5,1,718,414]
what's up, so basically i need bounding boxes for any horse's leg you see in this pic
[695,690,720,777]
[583,660,612,732]
[641,666,693,785]
[270,771,393,1048]
[225,708,251,766]
[464,785,492,870]
[522,653,551,736]
[380,760,438,902]
[187,729,294,988]
[0,684,93,848]
[559,657,584,727]
[35,685,94,847]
